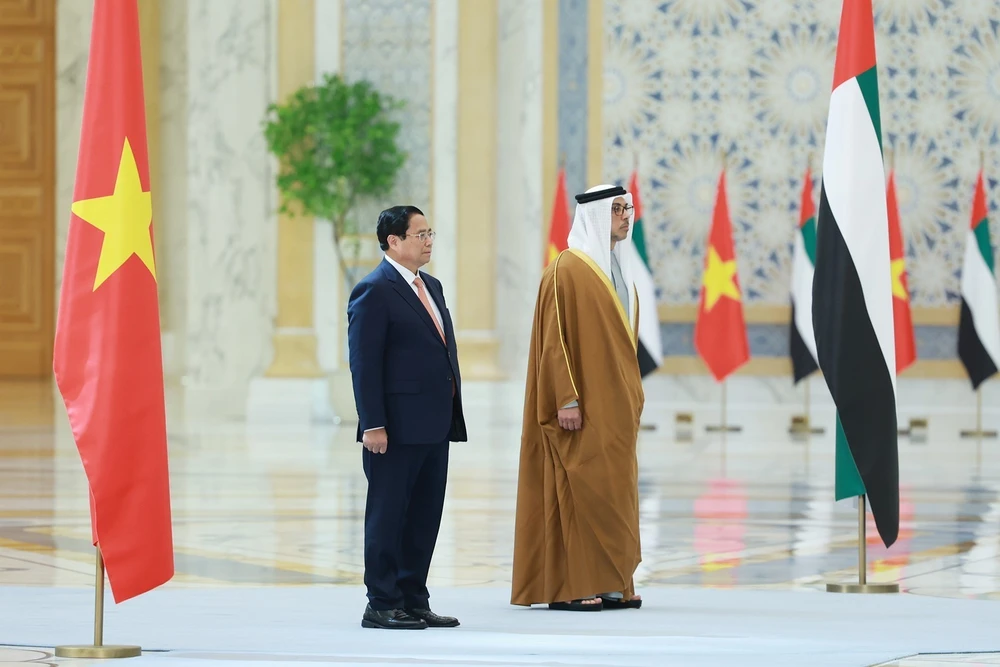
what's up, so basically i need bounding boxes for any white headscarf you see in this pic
[566,184,637,320]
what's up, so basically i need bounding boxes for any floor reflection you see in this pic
[2,378,999,602]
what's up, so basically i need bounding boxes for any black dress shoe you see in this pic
[405,607,460,628]
[361,605,427,629]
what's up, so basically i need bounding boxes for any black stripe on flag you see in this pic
[958,298,999,390]
[789,301,818,384]
[812,184,899,547]
[637,340,658,378]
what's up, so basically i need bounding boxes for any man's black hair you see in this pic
[376,205,425,251]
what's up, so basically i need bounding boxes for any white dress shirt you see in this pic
[384,254,444,332]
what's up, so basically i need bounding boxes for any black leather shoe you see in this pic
[405,607,460,628]
[361,605,427,629]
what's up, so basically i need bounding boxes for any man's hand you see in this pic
[557,407,582,431]
[363,427,388,454]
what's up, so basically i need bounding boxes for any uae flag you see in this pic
[958,169,1000,389]
[789,166,820,383]
[53,0,174,602]
[628,169,663,377]
[545,166,571,266]
[694,168,750,381]
[811,0,899,547]
[887,168,917,374]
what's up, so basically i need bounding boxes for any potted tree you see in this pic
[263,72,406,422]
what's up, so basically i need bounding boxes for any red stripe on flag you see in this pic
[831,0,878,90]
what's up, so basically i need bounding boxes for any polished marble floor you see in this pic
[1,375,999,665]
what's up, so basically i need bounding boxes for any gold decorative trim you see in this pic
[566,249,636,348]
[551,253,579,397]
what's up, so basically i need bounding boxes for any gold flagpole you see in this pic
[826,495,899,594]
[961,389,998,440]
[55,547,141,659]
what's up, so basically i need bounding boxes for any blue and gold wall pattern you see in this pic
[602,0,1000,361]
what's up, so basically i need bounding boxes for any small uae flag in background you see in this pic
[886,163,916,374]
[628,168,663,377]
[789,165,820,383]
[694,166,750,381]
[545,166,570,267]
[811,0,899,547]
[958,165,1000,389]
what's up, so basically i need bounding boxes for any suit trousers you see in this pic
[362,440,449,611]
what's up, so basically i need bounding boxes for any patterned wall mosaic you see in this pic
[342,0,432,232]
[602,0,1000,312]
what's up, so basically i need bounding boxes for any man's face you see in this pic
[390,213,434,268]
[610,196,631,243]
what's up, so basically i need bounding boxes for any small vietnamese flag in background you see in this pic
[694,168,750,381]
[52,0,174,604]
[545,167,571,267]
[886,167,916,374]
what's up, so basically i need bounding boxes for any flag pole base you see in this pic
[705,424,742,433]
[639,423,657,431]
[824,582,899,594]
[788,415,824,436]
[960,429,997,439]
[54,645,142,659]
[56,546,142,659]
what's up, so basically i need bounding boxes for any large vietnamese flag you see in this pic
[694,169,750,381]
[53,0,173,603]
[811,0,898,547]
[887,169,916,374]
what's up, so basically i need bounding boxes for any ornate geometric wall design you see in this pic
[603,0,1000,313]
[342,0,432,229]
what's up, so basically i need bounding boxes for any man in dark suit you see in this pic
[347,205,467,630]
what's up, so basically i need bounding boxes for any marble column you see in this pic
[496,0,545,377]
[183,0,278,420]
[159,0,189,380]
[246,0,332,424]
[455,0,503,380]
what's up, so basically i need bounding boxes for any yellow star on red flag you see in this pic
[71,137,156,290]
[701,246,741,311]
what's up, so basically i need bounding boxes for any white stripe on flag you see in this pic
[821,77,896,392]
[961,231,1000,369]
[791,231,818,362]
[625,240,663,366]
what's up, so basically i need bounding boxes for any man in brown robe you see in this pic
[511,184,646,612]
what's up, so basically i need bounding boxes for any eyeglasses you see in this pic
[401,230,436,242]
[612,204,634,216]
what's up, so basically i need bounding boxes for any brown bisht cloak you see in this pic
[511,248,645,606]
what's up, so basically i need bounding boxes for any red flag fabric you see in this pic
[545,167,571,266]
[886,170,916,374]
[52,0,173,604]
[694,170,750,381]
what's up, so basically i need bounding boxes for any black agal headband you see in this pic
[574,185,626,204]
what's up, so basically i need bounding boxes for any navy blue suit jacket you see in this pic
[347,258,467,445]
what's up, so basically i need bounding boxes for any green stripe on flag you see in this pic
[974,220,995,275]
[633,217,651,268]
[834,413,866,500]
[800,217,817,265]
[856,67,883,153]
